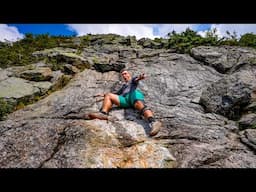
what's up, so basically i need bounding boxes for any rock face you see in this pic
[20,67,53,81]
[1,37,256,168]
[198,47,256,120]
[0,64,71,116]
[190,46,256,73]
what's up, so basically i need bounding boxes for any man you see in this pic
[90,69,162,136]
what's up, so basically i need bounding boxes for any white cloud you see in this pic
[67,24,157,39]
[156,24,198,37]
[197,30,207,37]
[0,24,24,42]
[67,24,202,40]
[210,24,256,38]
[157,24,256,40]
[197,29,222,39]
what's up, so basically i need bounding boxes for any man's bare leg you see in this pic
[134,100,162,136]
[134,100,153,119]
[101,93,120,113]
[89,93,120,120]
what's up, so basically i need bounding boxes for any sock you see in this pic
[148,117,155,123]
[100,109,108,115]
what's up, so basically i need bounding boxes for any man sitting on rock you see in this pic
[89,68,162,137]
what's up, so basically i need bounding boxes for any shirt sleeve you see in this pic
[132,76,139,85]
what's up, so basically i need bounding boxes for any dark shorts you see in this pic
[118,90,144,108]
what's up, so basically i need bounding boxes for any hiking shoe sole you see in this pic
[150,121,162,136]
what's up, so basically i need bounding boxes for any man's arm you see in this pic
[134,73,145,83]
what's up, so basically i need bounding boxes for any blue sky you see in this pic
[1,24,256,42]
[8,24,76,36]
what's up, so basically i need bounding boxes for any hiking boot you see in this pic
[149,120,162,136]
[88,111,109,120]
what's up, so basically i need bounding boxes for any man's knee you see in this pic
[104,93,118,100]
[134,100,144,109]
[134,100,151,115]
[107,93,120,106]
[104,93,112,98]
[140,105,152,116]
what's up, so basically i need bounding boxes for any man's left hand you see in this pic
[135,73,146,82]
[139,73,145,80]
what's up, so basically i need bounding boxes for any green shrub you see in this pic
[0,33,73,69]
[165,28,256,53]
[167,28,205,53]
[15,102,25,110]
[239,33,256,47]
[0,98,13,120]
